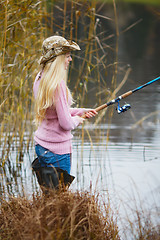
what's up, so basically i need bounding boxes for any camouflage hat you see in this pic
[39,35,81,65]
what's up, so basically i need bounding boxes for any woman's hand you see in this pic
[84,109,98,119]
[77,116,85,125]
[77,109,98,126]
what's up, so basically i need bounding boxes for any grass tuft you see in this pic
[0,190,120,240]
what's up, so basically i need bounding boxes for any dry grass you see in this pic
[0,190,120,240]
[0,189,160,240]
[124,209,160,240]
[0,0,44,164]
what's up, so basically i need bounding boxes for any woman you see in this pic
[33,36,97,189]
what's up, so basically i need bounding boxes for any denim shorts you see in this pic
[35,144,71,174]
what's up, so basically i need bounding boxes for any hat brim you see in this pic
[67,40,81,51]
[39,38,80,65]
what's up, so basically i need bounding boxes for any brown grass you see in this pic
[1,189,160,240]
[0,190,120,240]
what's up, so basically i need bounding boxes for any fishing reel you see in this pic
[116,101,131,114]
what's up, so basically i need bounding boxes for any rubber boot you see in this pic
[32,158,75,193]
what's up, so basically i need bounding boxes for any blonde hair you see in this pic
[34,54,72,126]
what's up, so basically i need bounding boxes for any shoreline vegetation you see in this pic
[0,0,160,239]
[0,190,121,240]
[0,189,160,240]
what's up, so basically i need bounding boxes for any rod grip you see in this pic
[95,103,108,112]
[81,103,107,118]
[121,90,132,99]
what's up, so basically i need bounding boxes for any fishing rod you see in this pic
[88,76,160,115]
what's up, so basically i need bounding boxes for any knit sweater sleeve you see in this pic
[70,108,87,116]
[55,81,82,131]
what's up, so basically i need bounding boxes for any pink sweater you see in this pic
[33,73,86,154]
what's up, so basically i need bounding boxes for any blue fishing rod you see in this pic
[92,76,160,115]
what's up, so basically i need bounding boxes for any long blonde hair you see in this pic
[34,54,71,126]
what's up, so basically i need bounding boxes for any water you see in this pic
[70,120,160,238]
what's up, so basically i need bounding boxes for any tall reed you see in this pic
[0,0,120,195]
[0,0,131,198]
[0,0,44,162]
